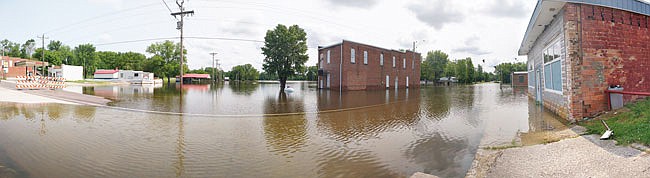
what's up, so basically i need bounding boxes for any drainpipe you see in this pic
[339,40,343,91]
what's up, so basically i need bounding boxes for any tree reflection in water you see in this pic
[263,92,308,158]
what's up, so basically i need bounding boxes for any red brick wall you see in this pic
[511,73,528,87]
[565,3,650,119]
[319,41,421,91]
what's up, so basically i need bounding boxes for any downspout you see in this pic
[340,40,343,91]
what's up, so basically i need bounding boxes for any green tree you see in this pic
[495,62,527,83]
[20,39,36,59]
[305,65,318,81]
[261,24,309,92]
[229,64,259,81]
[73,44,98,78]
[1,39,22,57]
[145,41,187,82]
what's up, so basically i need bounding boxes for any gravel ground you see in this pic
[486,135,650,178]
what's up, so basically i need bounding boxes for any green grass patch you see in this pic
[581,98,650,145]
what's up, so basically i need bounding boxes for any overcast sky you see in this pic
[1,0,541,72]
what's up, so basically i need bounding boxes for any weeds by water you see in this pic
[581,98,650,145]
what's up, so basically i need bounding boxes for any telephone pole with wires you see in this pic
[209,52,218,82]
[37,34,49,77]
[171,0,194,88]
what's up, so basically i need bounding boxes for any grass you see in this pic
[581,98,650,145]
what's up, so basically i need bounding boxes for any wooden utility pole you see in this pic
[37,34,48,77]
[209,52,217,82]
[171,0,194,88]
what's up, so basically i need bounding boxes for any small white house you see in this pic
[94,69,119,79]
[118,70,154,80]
[49,64,83,81]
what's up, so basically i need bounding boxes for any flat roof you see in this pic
[513,71,528,74]
[518,0,650,55]
[318,40,420,55]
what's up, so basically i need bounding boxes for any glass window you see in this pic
[544,66,552,89]
[519,75,524,83]
[403,58,406,69]
[327,50,330,64]
[363,51,368,65]
[351,48,356,64]
[380,53,384,66]
[552,61,562,91]
[392,56,396,68]
[543,39,563,92]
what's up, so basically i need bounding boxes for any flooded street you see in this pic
[0,83,567,178]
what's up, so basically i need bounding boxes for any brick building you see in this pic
[1,56,48,78]
[317,40,421,91]
[511,72,528,87]
[519,0,650,121]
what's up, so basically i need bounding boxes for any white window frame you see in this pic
[351,48,356,64]
[392,56,396,68]
[403,58,406,69]
[380,53,384,66]
[327,50,331,64]
[363,51,368,65]
[543,38,563,94]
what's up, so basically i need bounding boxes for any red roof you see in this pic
[94,69,119,74]
[182,74,211,79]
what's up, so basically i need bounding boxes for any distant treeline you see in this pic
[420,50,526,84]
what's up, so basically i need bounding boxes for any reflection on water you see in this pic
[0,83,568,178]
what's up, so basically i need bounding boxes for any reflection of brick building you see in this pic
[1,56,48,78]
[317,40,421,91]
[519,0,650,121]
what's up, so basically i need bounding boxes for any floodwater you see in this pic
[0,82,567,178]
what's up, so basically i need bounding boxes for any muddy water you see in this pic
[0,83,567,178]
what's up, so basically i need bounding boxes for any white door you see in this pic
[395,77,398,89]
[406,76,409,88]
[326,73,331,88]
[386,75,390,88]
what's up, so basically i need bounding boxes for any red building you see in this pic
[520,0,650,121]
[1,56,48,78]
[511,72,528,87]
[317,40,421,91]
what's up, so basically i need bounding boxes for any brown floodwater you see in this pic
[0,82,567,178]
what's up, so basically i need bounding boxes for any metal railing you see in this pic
[605,90,650,110]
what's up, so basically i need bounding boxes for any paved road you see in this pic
[0,80,110,105]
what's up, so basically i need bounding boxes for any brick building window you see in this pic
[351,48,356,64]
[403,58,406,69]
[380,53,384,66]
[327,50,331,64]
[363,51,368,65]
[412,59,414,69]
[543,39,562,92]
[392,56,396,68]
[519,76,524,83]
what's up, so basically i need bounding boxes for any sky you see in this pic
[0,0,542,73]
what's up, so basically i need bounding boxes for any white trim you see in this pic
[542,36,563,93]
[544,88,563,95]
[327,50,331,64]
[351,48,356,64]
[363,51,368,65]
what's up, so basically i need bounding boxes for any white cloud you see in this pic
[325,0,380,8]
[407,0,465,30]
[453,36,490,56]
[483,0,530,19]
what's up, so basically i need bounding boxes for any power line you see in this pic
[46,3,159,34]
[161,0,178,20]
[94,36,263,46]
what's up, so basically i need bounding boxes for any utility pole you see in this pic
[37,34,48,77]
[209,52,217,82]
[171,0,194,89]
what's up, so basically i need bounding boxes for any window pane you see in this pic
[553,41,562,59]
[544,64,552,89]
[351,48,355,63]
[552,61,562,91]
[380,54,384,66]
[364,51,368,64]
